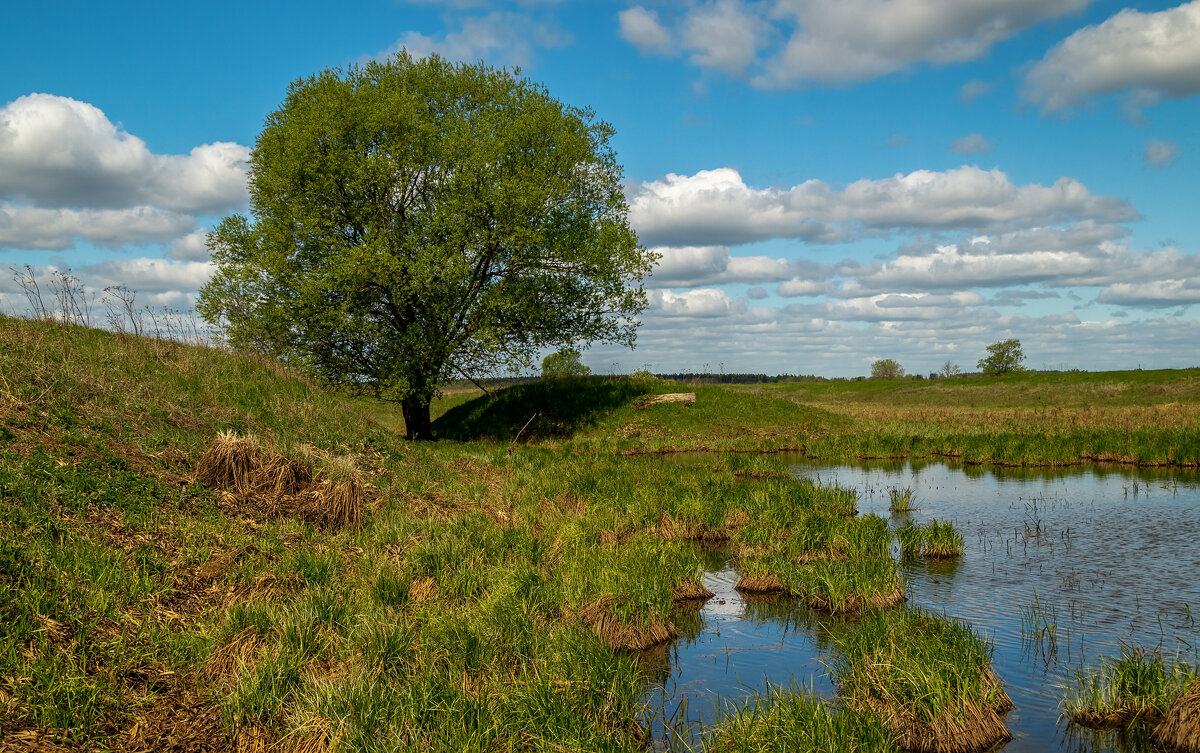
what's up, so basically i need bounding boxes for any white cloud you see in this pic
[847,231,1200,293]
[628,166,1137,247]
[650,287,736,317]
[777,278,827,297]
[0,94,249,214]
[1144,139,1181,168]
[1024,1,1200,117]
[682,0,766,74]
[1098,279,1200,307]
[755,0,1092,88]
[382,11,571,68]
[618,6,672,55]
[0,204,195,250]
[79,257,215,294]
[950,133,993,155]
[166,230,212,262]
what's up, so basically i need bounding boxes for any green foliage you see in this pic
[198,53,655,439]
[870,358,905,380]
[978,338,1027,375]
[541,348,591,379]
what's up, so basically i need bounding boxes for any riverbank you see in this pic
[3,316,1198,751]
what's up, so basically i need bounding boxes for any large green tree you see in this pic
[977,338,1026,375]
[199,54,654,439]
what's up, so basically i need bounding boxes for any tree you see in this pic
[939,360,962,378]
[199,53,655,440]
[977,339,1026,375]
[870,358,905,380]
[541,348,590,379]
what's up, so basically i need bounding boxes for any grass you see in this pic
[1063,645,1195,728]
[702,681,899,752]
[829,608,1013,753]
[2,315,1192,750]
[888,487,917,513]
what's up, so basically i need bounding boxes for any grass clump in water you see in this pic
[830,607,1013,753]
[888,487,917,513]
[1063,645,1195,728]
[703,681,899,752]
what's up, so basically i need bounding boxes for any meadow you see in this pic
[2,315,1199,751]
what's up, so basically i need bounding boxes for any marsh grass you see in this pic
[1063,645,1195,728]
[888,487,917,513]
[830,608,1013,753]
[703,681,899,752]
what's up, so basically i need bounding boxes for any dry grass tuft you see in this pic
[1155,678,1200,751]
[579,595,678,651]
[196,433,369,530]
[672,579,715,603]
[809,578,907,615]
[735,572,786,594]
[197,431,264,498]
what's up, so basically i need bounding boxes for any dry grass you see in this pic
[1155,679,1200,751]
[735,573,786,594]
[195,433,367,530]
[579,595,678,651]
[672,579,715,603]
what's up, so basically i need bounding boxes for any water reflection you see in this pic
[641,459,1200,753]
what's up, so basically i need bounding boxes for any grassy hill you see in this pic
[3,316,1199,751]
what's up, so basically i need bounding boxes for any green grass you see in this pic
[888,487,917,513]
[1,315,1192,750]
[829,608,1012,751]
[703,682,898,752]
[1063,645,1195,728]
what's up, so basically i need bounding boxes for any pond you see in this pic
[641,460,1200,752]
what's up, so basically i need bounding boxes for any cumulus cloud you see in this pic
[618,6,672,55]
[0,94,249,214]
[1098,279,1200,307]
[1144,139,1181,168]
[1024,1,1200,117]
[758,0,1090,88]
[681,0,766,74]
[166,230,213,262]
[950,133,992,155]
[650,287,737,317]
[650,245,798,286]
[777,278,828,297]
[0,204,195,250]
[628,166,1137,247]
[382,11,571,68]
[848,231,1200,293]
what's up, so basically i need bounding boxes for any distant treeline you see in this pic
[653,372,832,384]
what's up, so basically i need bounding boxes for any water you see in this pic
[641,460,1200,751]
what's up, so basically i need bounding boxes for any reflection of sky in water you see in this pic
[640,461,1200,753]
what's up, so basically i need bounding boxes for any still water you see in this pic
[642,460,1200,751]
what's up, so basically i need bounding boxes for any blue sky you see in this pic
[2,0,1198,376]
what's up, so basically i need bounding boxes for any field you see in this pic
[3,315,1199,751]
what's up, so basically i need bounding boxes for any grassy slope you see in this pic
[5,317,1198,751]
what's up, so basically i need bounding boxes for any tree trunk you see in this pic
[402,396,434,441]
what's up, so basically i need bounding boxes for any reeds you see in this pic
[888,486,917,513]
[1063,645,1195,728]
